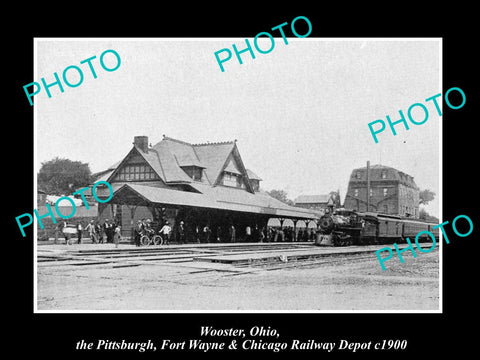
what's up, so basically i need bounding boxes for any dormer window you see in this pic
[223,172,243,188]
[181,166,203,181]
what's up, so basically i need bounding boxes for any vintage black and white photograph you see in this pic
[34,38,441,312]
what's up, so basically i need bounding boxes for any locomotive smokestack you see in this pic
[366,160,370,212]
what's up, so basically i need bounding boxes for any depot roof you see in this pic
[111,183,320,220]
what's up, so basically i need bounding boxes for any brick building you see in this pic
[343,164,420,218]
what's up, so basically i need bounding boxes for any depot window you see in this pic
[223,172,245,188]
[115,164,159,181]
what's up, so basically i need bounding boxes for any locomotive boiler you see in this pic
[315,209,364,246]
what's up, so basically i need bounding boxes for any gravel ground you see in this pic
[37,248,439,311]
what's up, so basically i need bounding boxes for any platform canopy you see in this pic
[110,183,321,221]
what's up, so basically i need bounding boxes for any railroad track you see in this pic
[229,253,375,273]
[37,243,314,265]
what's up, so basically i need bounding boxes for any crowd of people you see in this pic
[54,218,122,247]
[52,218,318,246]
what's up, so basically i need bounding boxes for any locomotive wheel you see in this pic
[140,235,151,246]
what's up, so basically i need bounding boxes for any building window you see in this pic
[369,188,373,197]
[383,188,388,196]
[223,172,241,187]
[182,166,203,181]
[383,204,388,213]
[381,171,387,179]
[355,172,361,179]
[115,164,158,181]
[354,189,359,197]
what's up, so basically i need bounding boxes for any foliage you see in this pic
[419,189,436,205]
[419,208,439,223]
[266,189,294,205]
[37,157,92,195]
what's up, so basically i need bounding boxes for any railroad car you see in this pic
[314,209,438,246]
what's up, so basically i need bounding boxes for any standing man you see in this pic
[195,225,201,244]
[229,225,236,243]
[54,221,64,245]
[178,221,186,244]
[203,225,211,243]
[85,220,97,244]
[96,222,104,244]
[114,224,121,248]
[76,222,83,244]
[245,225,252,242]
[134,220,143,247]
[159,221,172,245]
[104,219,114,244]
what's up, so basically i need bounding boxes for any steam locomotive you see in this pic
[314,209,439,246]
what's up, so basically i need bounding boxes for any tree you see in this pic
[37,157,92,195]
[266,189,294,206]
[419,189,436,205]
[419,208,439,223]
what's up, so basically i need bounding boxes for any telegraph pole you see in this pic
[366,160,370,212]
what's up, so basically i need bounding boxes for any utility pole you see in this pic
[366,160,370,212]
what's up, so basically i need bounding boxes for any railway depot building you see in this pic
[91,135,320,242]
[343,164,420,218]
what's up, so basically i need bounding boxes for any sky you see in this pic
[35,38,441,217]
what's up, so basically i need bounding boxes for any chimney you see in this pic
[133,136,149,153]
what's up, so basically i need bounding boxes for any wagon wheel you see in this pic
[152,235,163,245]
[140,235,151,246]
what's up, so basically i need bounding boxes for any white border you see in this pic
[33,37,443,314]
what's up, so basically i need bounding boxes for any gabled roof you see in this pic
[192,141,237,185]
[150,141,192,183]
[246,169,262,181]
[224,159,242,175]
[99,136,257,192]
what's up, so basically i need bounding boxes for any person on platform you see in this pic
[229,225,236,243]
[103,219,114,244]
[178,221,186,244]
[54,221,64,245]
[202,225,211,243]
[85,220,97,244]
[76,222,83,244]
[159,221,172,245]
[114,224,121,248]
[95,222,104,244]
[134,220,143,247]
[245,225,252,242]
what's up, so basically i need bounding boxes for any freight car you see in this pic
[315,209,438,246]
